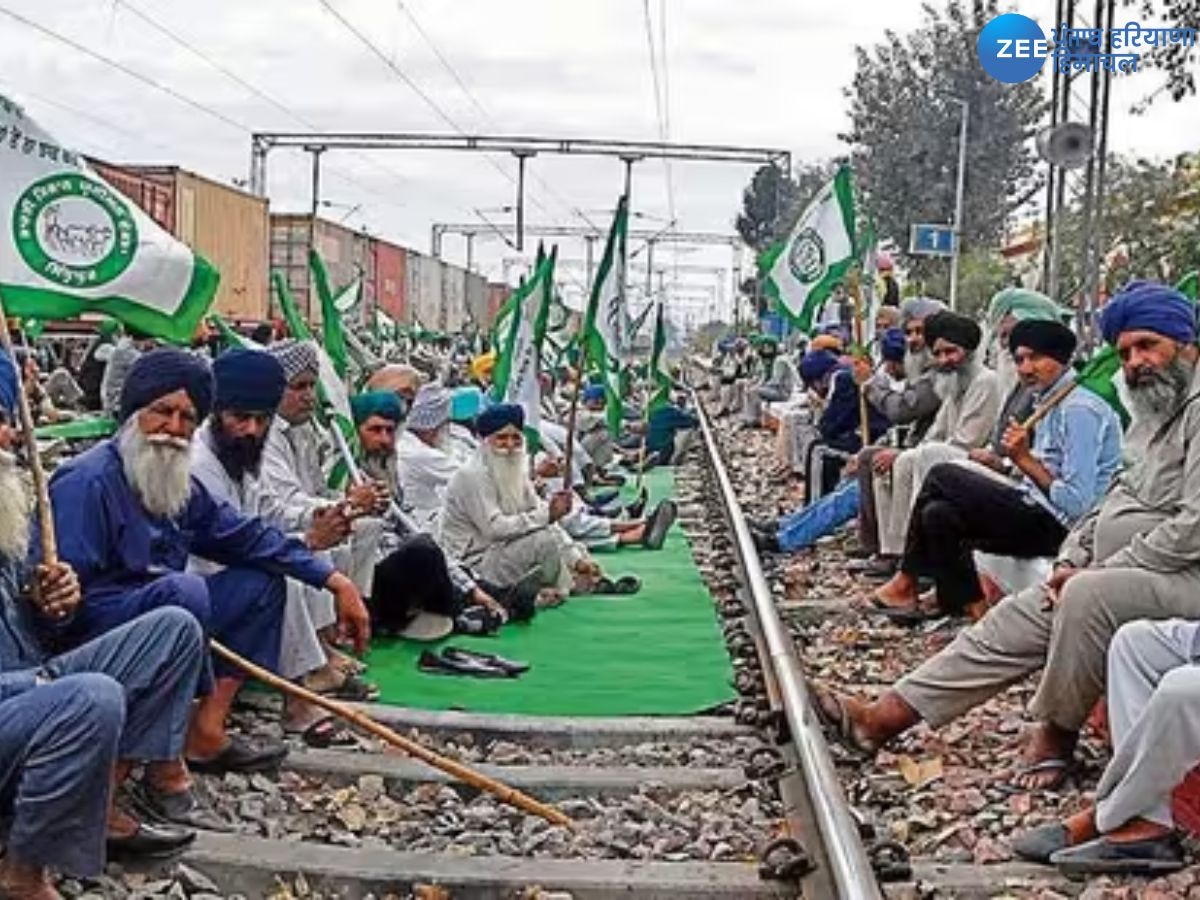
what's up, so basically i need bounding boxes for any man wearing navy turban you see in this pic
[42,348,370,784]
[815,283,1200,871]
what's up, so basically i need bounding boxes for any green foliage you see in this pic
[842,0,1045,279]
[1125,0,1198,107]
[903,247,1019,317]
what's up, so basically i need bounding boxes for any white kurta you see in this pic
[188,422,332,680]
[396,430,459,533]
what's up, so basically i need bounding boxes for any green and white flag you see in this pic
[648,299,672,412]
[0,92,219,342]
[310,250,350,380]
[582,196,630,435]
[759,164,857,334]
[493,249,555,442]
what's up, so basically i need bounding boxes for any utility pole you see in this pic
[949,98,969,312]
[513,150,536,252]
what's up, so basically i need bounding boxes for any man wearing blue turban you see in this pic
[817,282,1200,874]
[42,348,371,782]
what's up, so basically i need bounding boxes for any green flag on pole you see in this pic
[310,250,350,379]
[493,250,556,444]
[759,164,857,334]
[582,196,630,435]
[648,299,672,412]
[0,92,219,342]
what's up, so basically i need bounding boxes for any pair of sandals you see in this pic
[1013,820,1184,876]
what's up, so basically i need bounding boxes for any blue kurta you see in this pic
[40,439,335,676]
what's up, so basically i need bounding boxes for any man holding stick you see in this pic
[814,282,1200,792]
[39,348,370,776]
[0,348,207,898]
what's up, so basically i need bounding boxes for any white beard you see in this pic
[0,452,31,561]
[363,450,398,496]
[118,421,193,519]
[994,347,1020,397]
[482,445,534,515]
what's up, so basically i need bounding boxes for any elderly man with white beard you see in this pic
[0,351,209,899]
[814,282,1200,794]
[40,348,370,777]
[862,309,1003,583]
[440,404,633,600]
[353,391,528,636]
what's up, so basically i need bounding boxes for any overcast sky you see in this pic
[1,0,1195,324]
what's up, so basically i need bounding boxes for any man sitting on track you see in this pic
[42,347,370,775]
[813,282,1200,791]
[439,403,652,602]
[873,319,1122,622]
[1012,618,1199,876]
[862,309,1003,583]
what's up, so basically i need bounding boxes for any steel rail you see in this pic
[694,401,883,900]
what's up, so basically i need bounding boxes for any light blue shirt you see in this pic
[1022,369,1123,525]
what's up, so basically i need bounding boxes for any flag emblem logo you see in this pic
[12,173,138,289]
[788,227,826,285]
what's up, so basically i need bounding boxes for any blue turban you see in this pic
[0,350,17,417]
[450,386,485,423]
[212,349,286,413]
[351,391,404,426]
[118,347,213,422]
[799,349,840,387]
[880,328,906,363]
[582,384,605,404]
[1100,280,1197,346]
[476,402,524,438]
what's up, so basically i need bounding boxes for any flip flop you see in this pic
[1011,822,1075,863]
[810,687,881,757]
[325,673,380,702]
[296,716,358,749]
[866,595,933,626]
[1003,757,1075,793]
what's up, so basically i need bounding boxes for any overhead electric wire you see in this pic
[641,0,680,307]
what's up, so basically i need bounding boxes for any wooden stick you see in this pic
[1019,380,1078,431]
[0,289,57,564]
[845,270,872,448]
[561,362,584,482]
[209,640,575,829]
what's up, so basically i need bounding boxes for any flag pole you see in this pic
[846,269,872,449]
[0,289,57,564]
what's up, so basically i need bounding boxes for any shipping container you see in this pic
[487,282,509,326]
[372,238,406,322]
[440,261,467,332]
[465,272,488,327]
[269,214,374,325]
[89,161,270,322]
[408,253,444,329]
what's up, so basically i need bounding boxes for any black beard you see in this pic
[211,417,268,482]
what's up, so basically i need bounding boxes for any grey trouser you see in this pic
[1097,619,1200,831]
[896,565,1200,731]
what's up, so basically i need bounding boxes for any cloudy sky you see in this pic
[1,0,1194,323]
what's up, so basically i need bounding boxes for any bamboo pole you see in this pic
[0,289,57,564]
[845,270,872,448]
[209,640,574,828]
[1018,379,1078,431]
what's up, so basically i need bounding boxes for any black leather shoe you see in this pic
[128,782,234,833]
[751,526,780,554]
[107,821,195,859]
[418,649,509,678]
[187,735,288,775]
[443,646,530,676]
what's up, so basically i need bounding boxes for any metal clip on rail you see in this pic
[695,397,884,900]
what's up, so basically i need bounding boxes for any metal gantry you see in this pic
[249,131,789,252]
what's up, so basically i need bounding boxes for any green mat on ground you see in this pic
[36,415,116,441]
[363,468,735,716]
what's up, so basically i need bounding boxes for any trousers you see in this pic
[0,607,205,877]
[74,568,286,683]
[896,564,1200,731]
[873,442,966,556]
[1096,619,1200,832]
[370,534,461,632]
[777,479,860,553]
[901,463,1067,614]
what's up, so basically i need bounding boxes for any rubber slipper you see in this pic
[1011,822,1074,863]
[1050,834,1184,877]
[1003,757,1074,793]
[297,716,358,749]
[326,673,380,702]
[592,574,642,596]
[443,646,530,675]
[810,687,881,757]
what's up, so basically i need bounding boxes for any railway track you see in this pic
[100,395,854,900]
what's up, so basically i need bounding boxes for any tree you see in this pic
[903,247,1019,317]
[842,0,1045,287]
[1056,152,1200,296]
[1127,0,1199,106]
